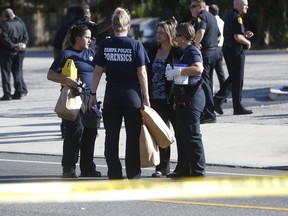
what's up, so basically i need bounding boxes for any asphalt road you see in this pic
[1,152,288,216]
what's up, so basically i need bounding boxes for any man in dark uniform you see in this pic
[190,0,221,124]
[0,8,29,100]
[214,0,253,115]
[52,5,111,59]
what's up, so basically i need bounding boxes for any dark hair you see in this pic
[67,5,85,20]
[176,22,195,42]
[63,24,89,49]
[209,4,219,16]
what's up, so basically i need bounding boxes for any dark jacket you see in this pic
[0,17,29,54]
[147,45,183,100]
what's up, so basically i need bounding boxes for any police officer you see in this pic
[165,22,206,178]
[214,0,253,115]
[190,0,221,124]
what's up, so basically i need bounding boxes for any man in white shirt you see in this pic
[209,4,225,89]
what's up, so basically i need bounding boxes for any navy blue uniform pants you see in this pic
[62,117,98,173]
[215,46,245,111]
[103,82,142,179]
[175,86,206,176]
[62,94,98,173]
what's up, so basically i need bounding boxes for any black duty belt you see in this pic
[201,47,217,51]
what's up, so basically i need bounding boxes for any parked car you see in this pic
[128,17,160,51]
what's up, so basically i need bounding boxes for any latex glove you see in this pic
[165,67,182,80]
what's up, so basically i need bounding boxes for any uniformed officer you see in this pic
[214,0,253,115]
[165,22,206,178]
[89,7,150,179]
[190,0,221,124]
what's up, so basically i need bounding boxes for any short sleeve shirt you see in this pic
[49,47,96,91]
[194,10,220,48]
[95,36,150,85]
[177,45,202,85]
[224,9,245,43]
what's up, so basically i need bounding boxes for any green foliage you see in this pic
[1,0,287,48]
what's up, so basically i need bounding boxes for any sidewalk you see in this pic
[0,50,288,169]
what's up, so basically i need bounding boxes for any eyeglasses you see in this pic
[190,5,199,9]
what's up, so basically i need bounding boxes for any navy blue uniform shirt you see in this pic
[194,10,220,48]
[95,36,150,84]
[223,9,245,46]
[177,44,202,85]
[49,47,96,91]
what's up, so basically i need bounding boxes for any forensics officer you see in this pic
[48,25,101,178]
[214,0,253,115]
[89,7,150,179]
[190,0,221,124]
[165,22,206,178]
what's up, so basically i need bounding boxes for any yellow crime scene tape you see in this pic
[0,176,288,203]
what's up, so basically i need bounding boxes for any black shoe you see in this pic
[151,171,167,178]
[0,95,11,101]
[166,172,188,178]
[214,98,223,115]
[80,170,102,177]
[200,117,216,124]
[62,168,78,178]
[11,93,22,100]
[234,109,253,115]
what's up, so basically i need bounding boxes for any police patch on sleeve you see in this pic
[237,17,243,25]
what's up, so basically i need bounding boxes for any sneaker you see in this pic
[62,168,78,178]
[80,170,102,177]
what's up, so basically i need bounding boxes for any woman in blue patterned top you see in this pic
[146,20,183,177]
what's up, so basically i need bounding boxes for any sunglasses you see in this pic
[190,5,199,9]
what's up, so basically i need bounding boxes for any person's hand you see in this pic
[245,31,254,39]
[165,67,182,80]
[65,77,78,89]
[143,98,150,107]
[88,94,97,111]
[244,41,251,50]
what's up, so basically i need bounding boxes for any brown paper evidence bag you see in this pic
[139,105,175,168]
